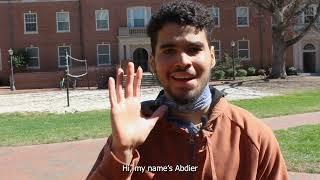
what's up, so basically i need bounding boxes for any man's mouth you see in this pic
[170,72,196,81]
[171,76,195,81]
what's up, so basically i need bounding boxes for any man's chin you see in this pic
[169,91,200,105]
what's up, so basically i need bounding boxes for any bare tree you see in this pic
[248,0,320,78]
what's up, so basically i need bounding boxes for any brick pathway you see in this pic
[0,112,319,180]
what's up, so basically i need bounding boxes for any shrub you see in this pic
[257,69,266,76]
[9,49,30,72]
[214,53,243,72]
[237,69,247,77]
[286,66,298,76]
[213,70,225,80]
[96,66,116,89]
[247,67,256,76]
[226,68,237,78]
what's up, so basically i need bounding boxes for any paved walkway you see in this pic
[0,112,319,180]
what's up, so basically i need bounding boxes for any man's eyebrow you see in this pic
[159,41,204,49]
[159,43,176,49]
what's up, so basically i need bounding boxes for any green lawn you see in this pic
[0,111,111,146]
[1,90,320,173]
[275,124,320,173]
[231,90,320,118]
[0,90,319,146]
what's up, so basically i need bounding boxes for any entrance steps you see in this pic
[123,72,159,87]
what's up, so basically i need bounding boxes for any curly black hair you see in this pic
[147,0,214,55]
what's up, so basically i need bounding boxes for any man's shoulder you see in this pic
[214,98,277,151]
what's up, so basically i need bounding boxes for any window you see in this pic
[298,5,320,24]
[211,41,220,60]
[236,7,249,27]
[56,12,70,32]
[24,13,38,33]
[209,7,220,27]
[238,40,250,60]
[58,46,71,67]
[127,7,151,27]
[304,6,317,24]
[95,10,109,31]
[26,47,40,68]
[97,44,111,65]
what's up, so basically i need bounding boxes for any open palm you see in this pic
[108,62,167,159]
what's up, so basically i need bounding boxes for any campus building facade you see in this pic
[0,0,319,89]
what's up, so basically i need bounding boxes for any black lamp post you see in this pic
[231,41,236,80]
[8,48,16,91]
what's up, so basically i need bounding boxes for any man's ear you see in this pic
[148,55,156,74]
[210,45,216,69]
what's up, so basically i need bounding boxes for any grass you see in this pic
[0,111,111,146]
[0,90,319,146]
[275,124,320,173]
[231,90,320,118]
[1,90,320,173]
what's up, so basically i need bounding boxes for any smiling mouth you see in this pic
[171,76,195,81]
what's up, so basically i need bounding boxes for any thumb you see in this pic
[149,105,168,123]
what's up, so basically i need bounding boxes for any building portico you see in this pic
[293,28,320,73]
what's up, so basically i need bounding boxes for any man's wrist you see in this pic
[111,144,134,164]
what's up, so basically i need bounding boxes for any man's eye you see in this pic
[187,47,201,55]
[163,49,176,55]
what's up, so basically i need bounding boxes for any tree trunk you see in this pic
[270,33,287,79]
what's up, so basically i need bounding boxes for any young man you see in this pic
[87,1,288,179]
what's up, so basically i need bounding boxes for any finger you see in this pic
[116,68,124,102]
[133,66,143,97]
[149,105,168,125]
[125,62,134,98]
[108,77,117,108]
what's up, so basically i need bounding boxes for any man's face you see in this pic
[150,23,215,104]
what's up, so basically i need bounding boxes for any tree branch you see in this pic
[250,0,274,12]
[286,2,320,47]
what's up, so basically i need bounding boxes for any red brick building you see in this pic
[0,0,318,89]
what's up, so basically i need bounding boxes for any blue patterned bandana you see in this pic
[155,85,212,113]
[154,85,212,134]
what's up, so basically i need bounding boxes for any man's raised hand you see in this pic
[108,62,167,164]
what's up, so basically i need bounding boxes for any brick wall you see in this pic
[14,66,116,89]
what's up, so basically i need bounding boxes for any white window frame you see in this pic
[127,7,151,27]
[211,40,221,61]
[58,46,71,68]
[97,44,111,66]
[56,12,70,32]
[25,47,40,69]
[209,7,220,27]
[236,7,249,27]
[238,40,250,60]
[24,12,38,34]
[95,9,109,31]
[303,5,317,24]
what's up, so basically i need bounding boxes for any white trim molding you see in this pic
[24,12,38,34]
[57,45,71,68]
[127,6,151,27]
[96,43,111,66]
[95,9,109,31]
[56,11,70,33]
[236,7,249,27]
[26,47,40,69]
[238,40,250,60]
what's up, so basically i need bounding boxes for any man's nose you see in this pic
[175,52,192,68]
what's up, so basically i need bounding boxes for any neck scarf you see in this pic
[155,85,212,113]
[154,85,212,134]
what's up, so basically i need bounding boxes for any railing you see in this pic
[118,27,147,37]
